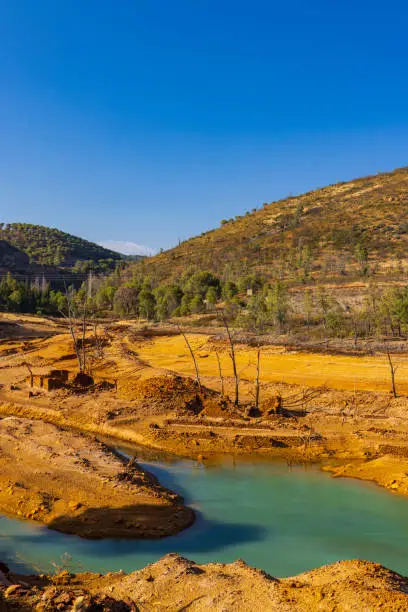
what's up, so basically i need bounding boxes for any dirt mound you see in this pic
[117,374,217,415]
[201,395,243,419]
[3,555,408,611]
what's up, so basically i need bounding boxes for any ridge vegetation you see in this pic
[134,166,408,283]
[0,223,122,275]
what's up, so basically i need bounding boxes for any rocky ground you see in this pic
[2,554,408,611]
[0,417,193,539]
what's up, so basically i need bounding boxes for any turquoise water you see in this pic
[2,445,408,578]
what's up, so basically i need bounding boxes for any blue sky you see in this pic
[0,1,407,253]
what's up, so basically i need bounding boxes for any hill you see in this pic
[0,223,123,278]
[132,166,408,284]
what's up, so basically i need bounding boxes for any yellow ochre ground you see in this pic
[136,334,408,395]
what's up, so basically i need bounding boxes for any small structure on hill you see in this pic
[26,368,116,392]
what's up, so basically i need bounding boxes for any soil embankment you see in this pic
[2,554,408,610]
[325,454,408,495]
[0,417,193,539]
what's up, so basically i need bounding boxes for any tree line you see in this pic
[2,267,408,342]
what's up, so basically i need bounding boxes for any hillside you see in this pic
[0,223,123,277]
[132,166,408,284]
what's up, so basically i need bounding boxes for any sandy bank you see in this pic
[325,454,408,495]
[2,554,408,610]
[0,417,193,539]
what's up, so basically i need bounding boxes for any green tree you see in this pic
[183,271,221,299]
[303,289,314,325]
[138,288,156,320]
[222,281,238,300]
[205,286,218,308]
[237,274,265,294]
[190,294,204,314]
[154,284,183,320]
[96,283,117,310]
[264,282,289,330]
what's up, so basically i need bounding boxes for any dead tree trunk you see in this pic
[386,347,398,398]
[178,325,202,393]
[80,298,87,374]
[223,315,239,406]
[60,286,85,373]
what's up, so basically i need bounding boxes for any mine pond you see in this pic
[3,442,408,578]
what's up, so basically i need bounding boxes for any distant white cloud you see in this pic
[99,240,157,257]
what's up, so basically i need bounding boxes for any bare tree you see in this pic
[222,314,239,405]
[385,346,398,398]
[85,315,107,375]
[60,285,91,374]
[59,287,83,373]
[177,325,202,392]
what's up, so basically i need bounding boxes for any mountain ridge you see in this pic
[129,165,408,285]
[0,222,123,279]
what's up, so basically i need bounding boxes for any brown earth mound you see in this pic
[117,374,217,415]
[2,554,408,611]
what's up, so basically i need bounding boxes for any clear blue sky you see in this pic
[1,1,407,253]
